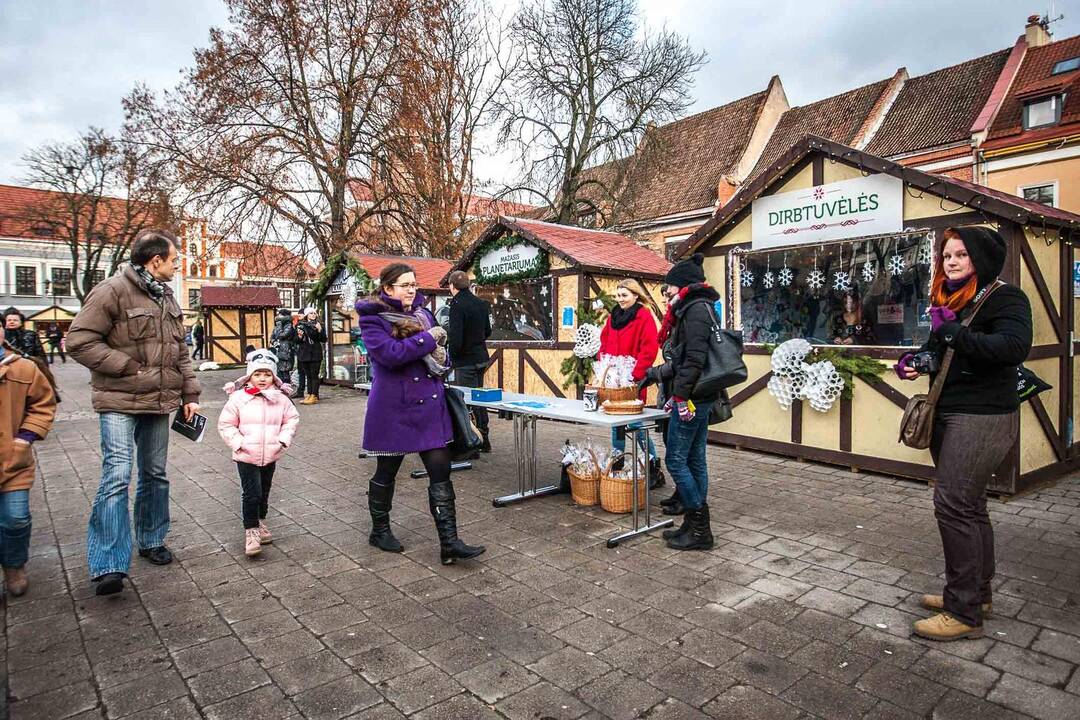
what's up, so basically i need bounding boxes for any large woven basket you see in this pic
[569,450,601,506]
[599,463,647,514]
[586,365,639,405]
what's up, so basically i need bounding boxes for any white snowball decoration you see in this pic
[802,360,845,412]
[574,323,602,358]
[767,374,796,409]
[887,254,905,275]
[770,338,813,377]
[806,268,825,290]
[832,271,852,293]
[767,339,845,412]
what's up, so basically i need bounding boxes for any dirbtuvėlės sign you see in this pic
[751,174,903,250]
[477,242,542,280]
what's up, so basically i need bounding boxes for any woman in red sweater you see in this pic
[600,279,664,487]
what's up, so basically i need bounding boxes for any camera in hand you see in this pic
[909,351,940,375]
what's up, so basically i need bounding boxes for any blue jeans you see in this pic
[0,489,31,568]
[611,424,657,460]
[664,401,713,510]
[87,413,171,579]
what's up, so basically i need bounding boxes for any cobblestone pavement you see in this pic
[3,362,1080,720]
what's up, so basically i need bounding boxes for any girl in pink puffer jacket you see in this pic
[218,349,299,557]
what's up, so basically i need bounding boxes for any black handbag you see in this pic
[689,301,748,398]
[445,385,482,459]
[1017,365,1052,402]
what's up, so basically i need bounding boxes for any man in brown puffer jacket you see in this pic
[67,228,201,596]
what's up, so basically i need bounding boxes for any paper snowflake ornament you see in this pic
[886,254,905,275]
[917,239,933,266]
[832,271,852,293]
[763,270,775,289]
[778,266,793,287]
[740,261,755,288]
[861,260,876,283]
[806,268,825,291]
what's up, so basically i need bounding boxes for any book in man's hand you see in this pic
[171,411,208,443]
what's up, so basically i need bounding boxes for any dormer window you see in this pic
[1023,95,1062,130]
[1052,57,1080,75]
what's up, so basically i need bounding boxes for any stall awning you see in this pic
[200,285,281,308]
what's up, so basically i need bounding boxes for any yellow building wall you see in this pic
[988,156,1080,215]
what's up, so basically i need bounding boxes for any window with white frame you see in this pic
[1023,95,1062,129]
[14,266,36,296]
[279,288,294,308]
[50,267,72,296]
[1020,182,1057,207]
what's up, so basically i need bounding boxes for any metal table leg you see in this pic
[409,461,473,479]
[607,423,672,547]
[493,413,560,507]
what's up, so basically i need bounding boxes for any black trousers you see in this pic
[374,447,452,487]
[297,360,321,397]
[930,411,1017,626]
[454,364,488,433]
[47,344,65,364]
[236,461,275,529]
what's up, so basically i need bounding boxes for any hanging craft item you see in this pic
[766,339,867,413]
[802,360,845,412]
[887,237,905,275]
[778,255,793,287]
[574,323,602,358]
[806,250,825,291]
[832,246,852,292]
[740,259,755,288]
[861,243,876,283]
[762,255,775,290]
[917,231,934,266]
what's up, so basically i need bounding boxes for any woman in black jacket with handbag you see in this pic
[896,226,1031,641]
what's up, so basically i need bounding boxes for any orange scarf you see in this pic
[931,270,977,312]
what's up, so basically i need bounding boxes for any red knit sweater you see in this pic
[600,305,660,401]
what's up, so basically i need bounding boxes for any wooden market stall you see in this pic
[674,134,1080,495]
[200,285,281,364]
[26,304,76,336]
[444,217,671,398]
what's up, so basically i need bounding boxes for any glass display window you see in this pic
[734,231,935,348]
[475,278,554,341]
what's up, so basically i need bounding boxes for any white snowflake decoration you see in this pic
[740,261,755,288]
[763,271,775,289]
[806,268,825,291]
[917,238,933,266]
[573,323,602,358]
[887,254,905,275]
[832,271,852,293]
[861,260,876,283]
[778,266,793,287]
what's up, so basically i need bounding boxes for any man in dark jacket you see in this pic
[447,271,492,452]
[191,320,205,360]
[68,228,201,596]
[295,306,327,404]
[45,324,65,364]
[3,308,46,362]
[639,253,718,551]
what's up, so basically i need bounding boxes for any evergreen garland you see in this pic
[472,234,550,286]
[306,252,374,305]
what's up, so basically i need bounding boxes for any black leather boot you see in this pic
[662,494,685,516]
[479,430,492,454]
[368,480,404,552]
[428,481,486,565]
[662,513,691,540]
[648,458,666,489]
[666,504,714,551]
[660,487,680,508]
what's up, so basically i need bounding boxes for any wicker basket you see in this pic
[599,470,647,514]
[601,399,645,415]
[569,450,601,506]
[586,365,639,405]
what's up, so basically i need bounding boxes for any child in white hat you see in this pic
[218,349,300,556]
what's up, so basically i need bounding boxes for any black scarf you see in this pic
[610,303,641,331]
[131,262,166,303]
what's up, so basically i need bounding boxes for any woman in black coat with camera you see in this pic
[296,307,327,405]
[896,226,1031,641]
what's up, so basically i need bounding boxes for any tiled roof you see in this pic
[749,77,893,180]
[988,34,1080,142]
[866,50,1010,157]
[581,87,772,222]
[0,183,135,241]
[217,241,317,280]
[353,254,453,291]
[200,285,281,307]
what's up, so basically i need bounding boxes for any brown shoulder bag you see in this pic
[898,281,1002,449]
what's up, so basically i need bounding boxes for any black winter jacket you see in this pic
[295,320,327,363]
[448,289,491,367]
[666,284,722,403]
[271,317,298,365]
[8,328,45,360]
[921,283,1032,415]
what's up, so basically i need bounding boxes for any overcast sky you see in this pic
[1,1,1076,189]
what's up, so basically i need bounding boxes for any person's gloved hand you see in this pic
[928,306,956,333]
[635,367,660,394]
[428,326,447,346]
[662,397,674,413]
[894,353,916,380]
[674,397,695,422]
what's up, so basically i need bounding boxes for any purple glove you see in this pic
[894,353,915,380]
[928,306,956,333]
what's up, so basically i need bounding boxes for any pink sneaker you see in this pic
[244,529,262,557]
[257,521,272,545]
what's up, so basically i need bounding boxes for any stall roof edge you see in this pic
[674,134,1080,260]
[443,216,672,285]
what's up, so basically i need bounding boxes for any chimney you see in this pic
[1026,14,1051,47]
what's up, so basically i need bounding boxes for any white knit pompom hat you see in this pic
[302,306,317,317]
[246,348,279,379]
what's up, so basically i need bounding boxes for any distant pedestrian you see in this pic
[3,309,46,363]
[0,324,57,597]
[295,307,326,405]
[67,228,201,596]
[897,226,1031,641]
[446,271,492,453]
[45,324,66,364]
[270,308,298,385]
[192,320,205,360]
[218,349,299,557]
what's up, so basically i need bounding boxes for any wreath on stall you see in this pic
[559,291,616,389]
[472,234,550,286]
[307,252,375,310]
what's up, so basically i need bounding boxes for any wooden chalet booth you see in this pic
[445,217,671,397]
[318,253,453,385]
[200,285,281,364]
[676,135,1080,495]
[26,305,76,336]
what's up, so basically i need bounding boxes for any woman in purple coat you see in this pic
[356,263,485,565]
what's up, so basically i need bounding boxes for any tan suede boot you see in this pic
[920,594,991,616]
[912,612,983,641]
[3,566,28,597]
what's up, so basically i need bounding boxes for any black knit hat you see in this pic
[276,307,292,317]
[664,253,706,288]
[948,226,1006,287]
